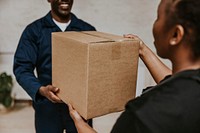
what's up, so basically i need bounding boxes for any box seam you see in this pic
[86,44,89,118]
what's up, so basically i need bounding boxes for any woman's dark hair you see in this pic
[166,0,200,58]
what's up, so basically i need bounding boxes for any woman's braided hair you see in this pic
[165,0,200,58]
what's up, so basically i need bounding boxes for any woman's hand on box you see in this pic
[68,103,97,133]
[123,34,172,83]
[123,34,146,56]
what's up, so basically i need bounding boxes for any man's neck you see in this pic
[51,11,71,23]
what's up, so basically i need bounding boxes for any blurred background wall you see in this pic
[0,0,170,99]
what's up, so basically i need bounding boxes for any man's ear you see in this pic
[169,25,184,46]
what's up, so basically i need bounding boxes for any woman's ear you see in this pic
[169,25,184,46]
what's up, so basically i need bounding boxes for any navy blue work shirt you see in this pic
[13,12,96,102]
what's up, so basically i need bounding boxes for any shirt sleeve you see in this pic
[111,99,151,133]
[13,25,42,102]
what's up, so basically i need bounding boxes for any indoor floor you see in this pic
[0,101,121,133]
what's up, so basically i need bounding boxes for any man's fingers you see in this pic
[49,91,62,103]
[48,85,59,93]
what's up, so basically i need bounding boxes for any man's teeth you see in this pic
[60,4,69,7]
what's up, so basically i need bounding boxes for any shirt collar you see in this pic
[43,11,81,31]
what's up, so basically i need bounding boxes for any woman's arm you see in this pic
[68,104,97,133]
[124,34,172,83]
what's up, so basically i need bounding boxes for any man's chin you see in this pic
[59,9,70,14]
[58,12,71,20]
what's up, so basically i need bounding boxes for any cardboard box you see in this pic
[52,31,139,119]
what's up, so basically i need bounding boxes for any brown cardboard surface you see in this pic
[52,31,139,119]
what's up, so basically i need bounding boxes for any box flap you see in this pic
[52,32,113,44]
[83,31,131,42]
